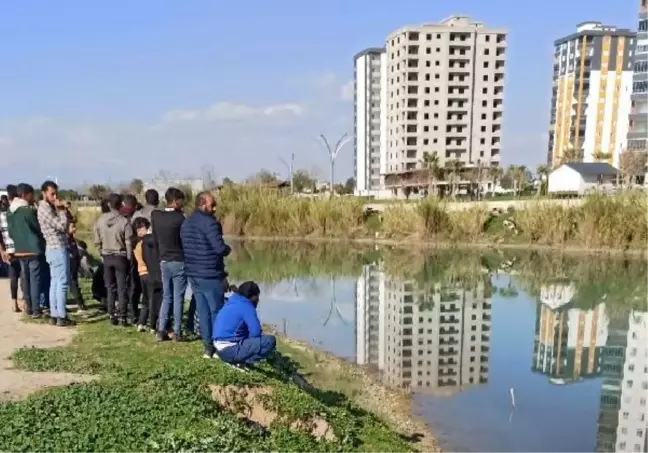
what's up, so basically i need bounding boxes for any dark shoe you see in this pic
[12,303,21,313]
[156,331,169,342]
[30,312,42,319]
[109,316,119,326]
[49,316,58,326]
[56,318,76,327]
[119,319,130,328]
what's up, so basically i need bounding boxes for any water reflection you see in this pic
[355,264,492,395]
[229,242,647,452]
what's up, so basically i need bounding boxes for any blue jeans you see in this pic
[188,277,225,352]
[46,248,69,319]
[19,256,43,314]
[159,261,187,335]
[217,335,277,365]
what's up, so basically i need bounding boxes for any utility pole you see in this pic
[279,153,295,195]
[319,133,350,198]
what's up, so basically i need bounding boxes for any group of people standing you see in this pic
[0,182,276,367]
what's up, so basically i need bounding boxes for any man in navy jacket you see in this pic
[212,281,276,365]
[180,191,231,358]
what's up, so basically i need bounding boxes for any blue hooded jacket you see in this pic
[213,293,262,342]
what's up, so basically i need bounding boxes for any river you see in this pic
[225,241,648,452]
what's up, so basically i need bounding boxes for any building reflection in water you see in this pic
[355,264,492,396]
[532,283,609,384]
[528,283,647,453]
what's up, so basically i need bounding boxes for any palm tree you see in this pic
[474,162,488,200]
[488,167,504,197]
[515,165,528,196]
[421,151,442,197]
[536,164,550,196]
[445,159,464,198]
[506,164,518,196]
[558,143,580,166]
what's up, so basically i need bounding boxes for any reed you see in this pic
[72,187,648,250]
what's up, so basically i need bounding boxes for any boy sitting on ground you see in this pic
[212,281,276,368]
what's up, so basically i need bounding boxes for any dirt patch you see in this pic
[277,335,441,452]
[209,385,336,441]
[0,280,95,402]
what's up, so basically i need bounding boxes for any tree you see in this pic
[129,178,144,195]
[536,164,550,196]
[421,151,442,197]
[343,177,355,195]
[488,166,504,197]
[505,165,527,197]
[445,159,464,198]
[619,151,648,187]
[222,177,234,186]
[249,169,278,186]
[292,169,317,193]
[558,143,581,166]
[88,184,110,200]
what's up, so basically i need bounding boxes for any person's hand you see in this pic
[54,199,67,209]
[0,251,9,264]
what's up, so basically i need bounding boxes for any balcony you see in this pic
[407,45,419,54]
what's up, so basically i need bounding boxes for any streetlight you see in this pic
[278,152,295,195]
[318,133,350,198]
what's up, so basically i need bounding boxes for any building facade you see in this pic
[353,16,506,199]
[548,22,636,169]
[627,0,648,153]
[354,49,389,198]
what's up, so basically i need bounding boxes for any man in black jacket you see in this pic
[151,187,186,341]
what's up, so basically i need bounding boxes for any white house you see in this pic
[547,162,618,195]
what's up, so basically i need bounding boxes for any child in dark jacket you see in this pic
[133,217,163,334]
[67,220,87,311]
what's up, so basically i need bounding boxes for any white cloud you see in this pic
[340,80,354,102]
[163,101,304,123]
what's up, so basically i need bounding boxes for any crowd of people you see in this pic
[0,182,276,368]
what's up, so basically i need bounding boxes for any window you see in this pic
[423,139,429,145]
[481,126,486,132]
[425,74,430,81]
[482,100,487,107]
[435,74,440,79]
[425,87,430,94]
[424,100,430,106]
[483,61,489,68]
[424,113,429,119]
[481,113,487,120]
[434,100,439,105]
[424,126,429,132]
[483,75,489,81]
[484,49,490,55]
[623,412,629,420]
[485,35,490,42]
[436,47,441,52]
[480,138,485,145]
[435,61,440,66]
[426,33,432,40]
[482,87,487,94]
[426,61,431,67]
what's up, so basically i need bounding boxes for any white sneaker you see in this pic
[136,324,147,332]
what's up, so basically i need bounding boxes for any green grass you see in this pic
[1,286,414,452]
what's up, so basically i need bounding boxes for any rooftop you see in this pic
[562,162,619,176]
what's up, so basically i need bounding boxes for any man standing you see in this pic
[94,193,134,326]
[121,194,141,324]
[181,191,231,358]
[132,189,160,222]
[0,185,22,312]
[7,184,46,318]
[151,187,186,341]
[37,181,73,326]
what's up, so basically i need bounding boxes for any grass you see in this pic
[1,285,418,452]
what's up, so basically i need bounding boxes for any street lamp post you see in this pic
[279,153,295,195]
[319,133,350,198]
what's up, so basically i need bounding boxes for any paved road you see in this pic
[0,280,93,401]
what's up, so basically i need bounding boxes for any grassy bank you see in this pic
[214,188,647,250]
[74,188,647,250]
[1,295,429,452]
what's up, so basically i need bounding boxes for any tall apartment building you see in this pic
[547,22,636,169]
[353,16,507,199]
[627,0,648,153]
[354,49,388,197]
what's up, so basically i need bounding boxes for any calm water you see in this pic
[227,241,648,452]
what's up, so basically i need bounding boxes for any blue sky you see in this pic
[0,0,636,187]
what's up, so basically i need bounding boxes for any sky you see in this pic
[0,0,637,187]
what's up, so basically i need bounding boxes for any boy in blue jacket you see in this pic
[212,281,276,365]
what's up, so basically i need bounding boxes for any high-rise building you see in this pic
[353,16,507,199]
[627,0,648,153]
[547,22,636,169]
[354,49,388,198]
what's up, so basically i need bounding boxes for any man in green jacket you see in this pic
[7,183,46,317]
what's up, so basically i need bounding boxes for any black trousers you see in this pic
[103,255,130,320]
[8,257,22,301]
[69,260,85,307]
[129,261,142,322]
[139,275,163,330]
